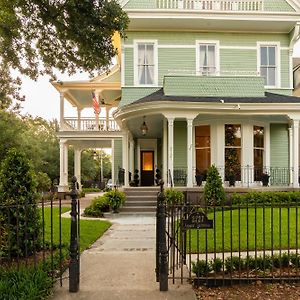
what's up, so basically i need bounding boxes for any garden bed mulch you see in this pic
[194,282,300,300]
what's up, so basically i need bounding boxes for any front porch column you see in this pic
[77,108,82,130]
[111,139,115,185]
[289,126,293,186]
[292,119,299,188]
[106,107,111,131]
[94,91,100,131]
[167,118,174,187]
[187,118,193,187]
[163,118,168,184]
[59,92,65,129]
[129,138,134,180]
[74,148,82,189]
[122,132,129,187]
[58,140,69,192]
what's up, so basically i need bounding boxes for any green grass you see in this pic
[186,208,300,253]
[42,207,111,252]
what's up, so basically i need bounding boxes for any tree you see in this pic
[204,165,226,206]
[0,0,129,109]
[0,148,41,257]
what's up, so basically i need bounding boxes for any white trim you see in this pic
[121,43,125,86]
[133,39,158,87]
[195,40,220,76]
[286,0,300,11]
[257,41,281,88]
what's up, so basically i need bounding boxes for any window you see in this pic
[195,125,211,174]
[260,45,277,86]
[253,126,264,181]
[135,42,157,85]
[225,124,241,181]
[197,43,217,75]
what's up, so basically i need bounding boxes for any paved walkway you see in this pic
[52,214,196,300]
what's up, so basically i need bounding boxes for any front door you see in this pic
[140,151,154,186]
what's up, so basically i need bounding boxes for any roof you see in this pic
[131,88,300,105]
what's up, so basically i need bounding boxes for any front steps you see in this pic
[121,187,159,213]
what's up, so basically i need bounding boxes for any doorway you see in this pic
[140,151,154,186]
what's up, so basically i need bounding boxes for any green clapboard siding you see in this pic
[281,49,290,88]
[120,87,160,106]
[124,48,134,86]
[174,121,187,170]
[164,76,265,97]
[124,32,290,47]
[270,124,289,168]
[114,139,123,184]
[265,89,293,96]
[123,0,295,11]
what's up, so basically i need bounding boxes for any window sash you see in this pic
[260,46,277,86]
[199,44,216,75]
[137,43,155,85]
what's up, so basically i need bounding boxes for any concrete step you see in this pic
[125,201,156,207]
[126,195,157,201]
[125,191,159,197]
[121,206,156,213]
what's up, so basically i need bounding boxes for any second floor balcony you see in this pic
[156,0,264,10]
[62,117,120,132]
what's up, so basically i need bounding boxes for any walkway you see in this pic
[52,214,196,300]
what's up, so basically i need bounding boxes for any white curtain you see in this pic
[138,44,154,84]
[199,44,215,75]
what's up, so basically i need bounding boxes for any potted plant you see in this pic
[228,171,236,187]
[262,173,270,186]
[133,169,139,186]
[104,189,126,213]
[195,169,204,186]
[155,168,161,185]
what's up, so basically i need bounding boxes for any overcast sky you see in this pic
[19,40,300,121]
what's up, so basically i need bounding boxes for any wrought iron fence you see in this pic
[157,188,300,288]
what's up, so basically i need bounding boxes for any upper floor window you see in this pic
[259,44,278,87]
[134,41,157,86]
[196,42,219,76]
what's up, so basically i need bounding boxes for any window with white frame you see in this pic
[136,42,156,85]
[197,43,217,75]
[259,45,277,86]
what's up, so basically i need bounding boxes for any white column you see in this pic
[77,108,81,131]
[289,126,293,186]
[163,118,168,184]
[111,139,115,185]
[293,120,299,188]
[58,140,68,192]
[74,148,82,189]
[59,92,65,129]
[95,91,100,131]
[106,107,111,131]
[129,138,134,179]
[168,118,174,187]
[59,141,65,186]
[122,132,129,187]
[187,118,193,187]
[63,142,68,186]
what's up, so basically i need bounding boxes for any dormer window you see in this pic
[134,41,158,86]
[196,41,219,76]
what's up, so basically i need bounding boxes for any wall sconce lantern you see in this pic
[140,116,148,136]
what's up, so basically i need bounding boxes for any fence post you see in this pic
[69,176,79,293]
[157,180,168,291]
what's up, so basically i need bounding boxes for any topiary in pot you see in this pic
[104,189,126,213]
[133,169,139,186]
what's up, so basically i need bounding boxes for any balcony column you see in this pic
[111,139,115,185]
[167,118,174,187]
[122,131,129,187]
[162,118,168,184]
[74,147,82,189]
[106,107,111,131]
[129,138,134,180]
[187,118,194,187]
[289,126,293,186]
[292,119,300,188]
[77,108,82,130]
[94,91,100,131]
[59,91,65,129]
[58,140,69,192]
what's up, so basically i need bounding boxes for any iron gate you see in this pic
[156,186,300,290]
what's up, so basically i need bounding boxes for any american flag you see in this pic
[92,92,100,114]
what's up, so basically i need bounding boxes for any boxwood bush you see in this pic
[84,196,110,217]
[165,188,184,205]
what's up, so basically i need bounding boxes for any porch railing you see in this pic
[63,117,120,132]
[157,0,264,10]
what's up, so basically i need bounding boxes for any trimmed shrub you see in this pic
[84,196,110,217]
[204,165,226,206]
[192,260,212,277]
[211,257,222,273]
[0,149,41,257]
[165,188,184,205]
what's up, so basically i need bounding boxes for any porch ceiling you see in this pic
[126,114,164,139]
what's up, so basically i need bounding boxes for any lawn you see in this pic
[186,207,300,253]
[42,207,111,252]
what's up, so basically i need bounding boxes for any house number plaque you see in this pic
[182,211,213,230]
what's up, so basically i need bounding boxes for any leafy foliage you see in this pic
[84,196,110,217]
[165,188,184,205]
[204,165,226,206]
[104,189,126,212]
[0,0,129,109]
[0,149,41,257]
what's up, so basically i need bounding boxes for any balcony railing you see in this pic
[63,117,120,132]
[157,0,264,10]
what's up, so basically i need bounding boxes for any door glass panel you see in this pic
[142,152,153,171]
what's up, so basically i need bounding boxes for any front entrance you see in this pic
[140,151,154,186]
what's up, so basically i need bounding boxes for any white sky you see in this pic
[19,40,300,121]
